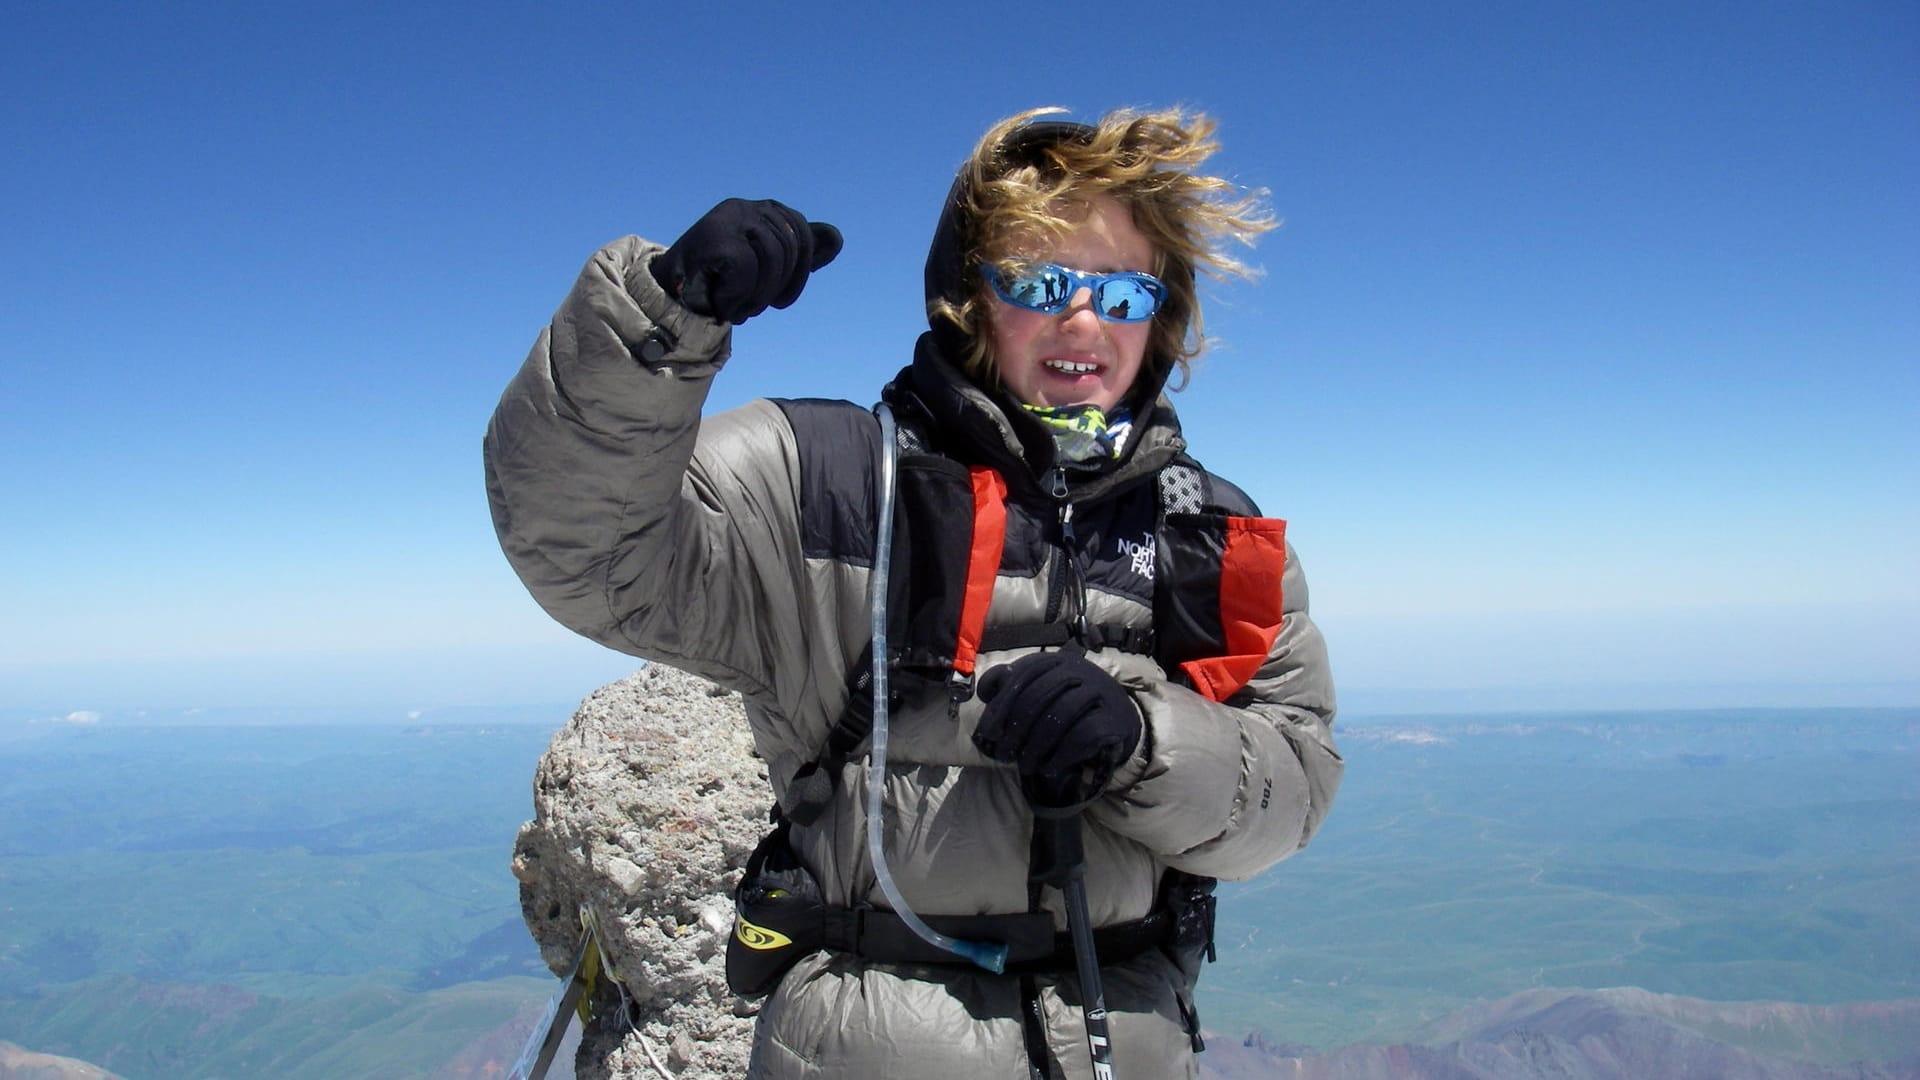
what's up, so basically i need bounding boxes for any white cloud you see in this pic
[55,710,101,725]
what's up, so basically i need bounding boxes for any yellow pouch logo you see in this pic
[735,916,793,951]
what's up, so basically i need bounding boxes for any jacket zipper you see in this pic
[1045,466,1090,645]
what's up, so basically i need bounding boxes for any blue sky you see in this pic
[2,1,1914,714]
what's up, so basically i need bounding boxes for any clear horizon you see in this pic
[4,3,1915,714]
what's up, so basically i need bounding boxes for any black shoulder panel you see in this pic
[1204,471,1262,517]
[771,398,879,566]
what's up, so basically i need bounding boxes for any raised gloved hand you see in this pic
[650,198,843,325]
[972,652,1143,813]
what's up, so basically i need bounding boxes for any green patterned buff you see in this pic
[1020,403,1135,464]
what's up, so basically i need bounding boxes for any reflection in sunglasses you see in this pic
[984,263,1166,323]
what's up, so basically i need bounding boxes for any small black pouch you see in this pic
[726,820,827,997]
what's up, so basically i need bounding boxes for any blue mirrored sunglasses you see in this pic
[982,263,1168,323]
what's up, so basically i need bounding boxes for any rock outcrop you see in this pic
[512,665,768,1079]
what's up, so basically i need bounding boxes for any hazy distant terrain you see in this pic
[1202,708,1920,1047]
[0,720,557,1076]
[1,705,1914,1076]
[0,723,554,994]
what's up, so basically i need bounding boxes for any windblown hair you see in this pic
[931,106,1276,392]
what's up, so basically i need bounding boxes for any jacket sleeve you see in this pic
[483,235,815,708]
[1090,541,1342,881]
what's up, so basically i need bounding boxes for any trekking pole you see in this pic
[1035,811,1116,1079]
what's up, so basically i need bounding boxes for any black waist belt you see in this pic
[822,904,1173,974]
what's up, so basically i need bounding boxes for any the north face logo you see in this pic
[1115,532,1156,579]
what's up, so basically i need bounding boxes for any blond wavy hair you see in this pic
[930,106,1275,392]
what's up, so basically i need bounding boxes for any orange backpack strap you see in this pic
[952,466,1009,677]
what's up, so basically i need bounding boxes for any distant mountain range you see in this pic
[0,974,551,1079]
[6,983,1916,1079]
[1198,987,1920,1079]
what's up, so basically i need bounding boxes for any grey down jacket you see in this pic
[484,235,1342,1079]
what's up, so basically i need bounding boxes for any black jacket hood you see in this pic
[902,118,1181,490]
[923,119,1097,360]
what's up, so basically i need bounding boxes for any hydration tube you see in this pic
[867,404,1008,974]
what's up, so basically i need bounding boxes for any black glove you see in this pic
[972,652,1143,813]
[649,198,842,325]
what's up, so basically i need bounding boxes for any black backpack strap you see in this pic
[782,642,889,827]
[978,622,1154,655]
[783,402,923,828]
[895,415,930,454]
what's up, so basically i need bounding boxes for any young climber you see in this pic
[485,106,1342,1079]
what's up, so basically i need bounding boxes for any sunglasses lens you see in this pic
[1002,267,1073,311]
[1095,277,1162,322]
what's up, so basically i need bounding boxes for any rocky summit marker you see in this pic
[512,664,767,1078]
